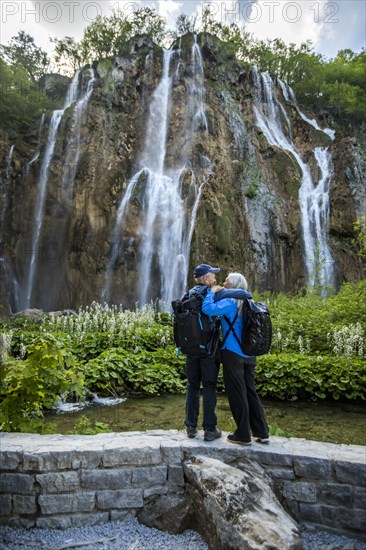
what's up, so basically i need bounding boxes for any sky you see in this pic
[0,0,365,61]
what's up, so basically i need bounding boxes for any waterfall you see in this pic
[252,68,335,289]
[0,144,14,244]
[26,114,46,176]
[61,68,95,189]
[103,37,211,308]
[23,71,81,309]
[0,145,15,310]
[278,79,335,140]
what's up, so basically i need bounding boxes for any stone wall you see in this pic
[0,431,365,540]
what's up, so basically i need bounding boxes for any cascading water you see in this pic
[278,79,335,140]
[103,37,211,308]
[26,114,46,176]
[23,71,81,309]
[252,67,335,289]
[61,68,95,189]
[0,145,15,310]
[0,144,14,245]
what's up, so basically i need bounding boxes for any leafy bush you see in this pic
[0,333,84,432]
[256,353,366,401]
[81,347,185,396]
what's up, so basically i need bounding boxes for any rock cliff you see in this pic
[0,33,364,313]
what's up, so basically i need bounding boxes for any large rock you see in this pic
[137,493,192,534]
[184,455,303,550]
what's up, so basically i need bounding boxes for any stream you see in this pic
[46,394,366,445]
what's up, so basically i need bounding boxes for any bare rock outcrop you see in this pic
[184,455,303,550]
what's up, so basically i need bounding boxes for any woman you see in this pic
[202,272,269,446]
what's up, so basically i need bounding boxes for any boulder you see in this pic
[11,308,46,322]
[184,455,303,550]
[137,493,192,534]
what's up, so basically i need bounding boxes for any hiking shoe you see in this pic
[227,433,252,446]
[204,427,222,441]
[255,437,270,444]
[186,426,197,439]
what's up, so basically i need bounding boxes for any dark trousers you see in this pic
[185,354,219,431]
[222,349,268,442]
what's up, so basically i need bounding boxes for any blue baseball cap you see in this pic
[193,264,220,278]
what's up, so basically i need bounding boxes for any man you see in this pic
[184,263,222,442]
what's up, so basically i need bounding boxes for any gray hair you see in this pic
[227,272,248,290]
[227,272,248,315]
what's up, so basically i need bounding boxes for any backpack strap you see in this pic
[222,312,242,349]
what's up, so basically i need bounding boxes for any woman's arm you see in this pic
[202,290,234,316]
[214,288,252,302]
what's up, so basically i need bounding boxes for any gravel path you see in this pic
[1,519,365,550]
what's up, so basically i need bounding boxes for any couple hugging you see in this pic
[181,263,269,447]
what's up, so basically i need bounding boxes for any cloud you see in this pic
[1,0,363,59]
[157,0,183,18]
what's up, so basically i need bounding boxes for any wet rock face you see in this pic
[0,33,364,312]
[39,74,71,101]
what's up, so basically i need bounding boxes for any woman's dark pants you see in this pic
[222,348,268,442]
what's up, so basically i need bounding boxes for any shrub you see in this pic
[256,353,366,401]
[0,333,84,432]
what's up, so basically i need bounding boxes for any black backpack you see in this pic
[171,290,218,357]
[223,299,272,356]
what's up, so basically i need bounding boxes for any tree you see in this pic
[174,14,198,37]
[1,31,49,83]
[51,36,83,74]
[0,57,55,137]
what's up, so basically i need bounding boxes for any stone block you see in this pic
[282,481,317,503]
[298,503,323,523]
[0,494,12,516]
[0,451,21,470]
[22,453,44,471]
[23,451,73,471]
[264,467,296,480]
[36,472,80,493]
[250,449,293,467]
[102,447,162,467]
[0,473,35,494]
[320,504,337,526]
[168,465,185,486]
[335,461,366,487]
[317,482,353,506]
[132,466,167,487]
[71,451,102,470]
[81,468,131,490]
[161,446,183,464]
[144,485,169,498]
[7,517,35,529]
[354,487,366,508]
[336,507,366,531]
[38,492,95,514]
[97,488,143,509]
[36,512,108,529]
[293,457,332,479]
[13,495,37,515]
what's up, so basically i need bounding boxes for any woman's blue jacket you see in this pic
[202,288,254,359]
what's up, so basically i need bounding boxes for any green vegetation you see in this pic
[1,283,365,433]
[1,7,365,141]
[200,10,366,124]
[353,215,366,262]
